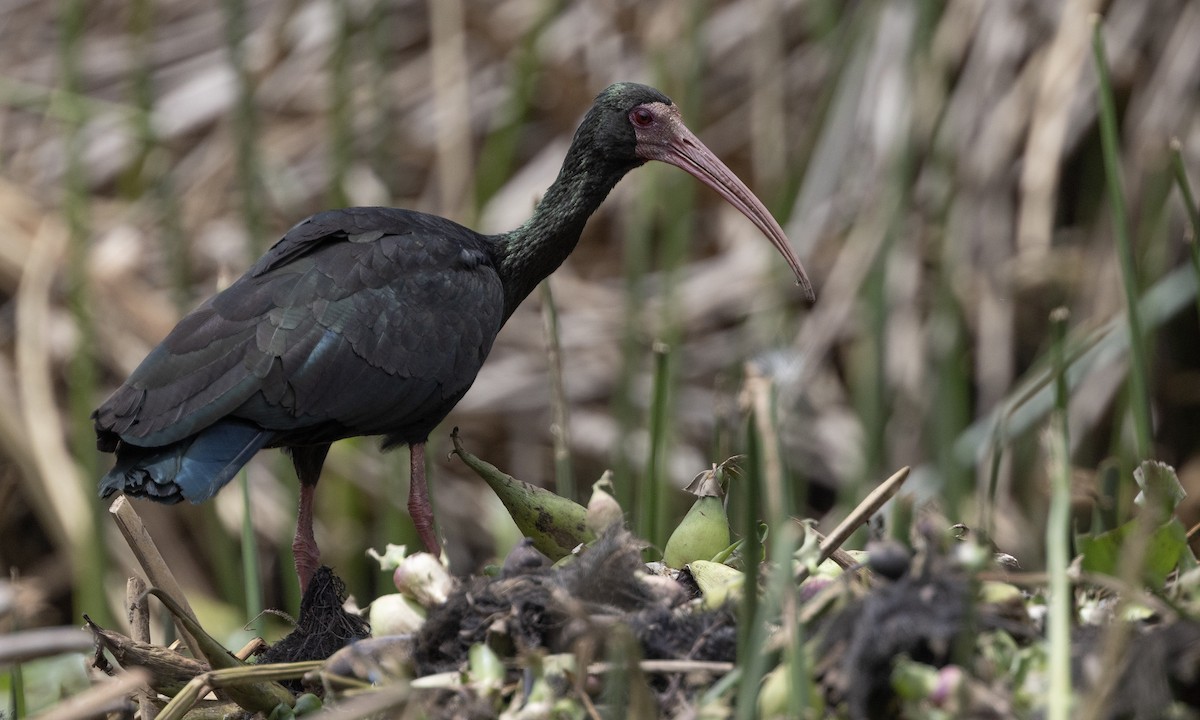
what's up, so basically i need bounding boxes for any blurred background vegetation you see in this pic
[1,0,1198,652]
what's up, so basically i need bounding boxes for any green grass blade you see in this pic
[643,342,673,548]
[219,0,279,610]
[1170,139,1200,238]
[58,0,110,629]
[241,472,264,637]
[737,524,802,720]
[221,0,264,247]
[539,280,574,501]
[473,0,563,208]
[124,0,189,310]
[981,418,1006,541]
[1047,307,1074,720]
[10,662,24,718]
[748,372,810,715]
[9,599,25,718]
[735,412,763,720]
[612,189,653,522]
[954,264,1195,469]
[328,0,353,208]
[1091,14,1153,460]
[1168,139,1200,329]
[930,280,971,518]
[857,246,890,487]
[201,505,244,613]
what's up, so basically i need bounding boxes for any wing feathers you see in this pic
[95,207,506,502]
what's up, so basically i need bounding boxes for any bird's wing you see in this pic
[244,218,506,436]
[95,208,505,449]
[94,295,266,448]
[251,207,397,277]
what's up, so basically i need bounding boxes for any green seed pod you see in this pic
[663,495,730,569]
[758,662,792,718]
[293,694,323,713]
[687,559,743,609]
[452,429,594,560]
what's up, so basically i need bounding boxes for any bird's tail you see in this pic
[99,420,271,504]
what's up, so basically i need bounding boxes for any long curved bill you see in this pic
[635,105,816,303]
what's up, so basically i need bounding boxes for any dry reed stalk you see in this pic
[109,496,204,659]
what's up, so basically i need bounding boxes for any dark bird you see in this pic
[94,82,815,592]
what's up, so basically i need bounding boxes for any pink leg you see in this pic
[288,444,330,595]
[408,442,442,556]
[293,482,320,595]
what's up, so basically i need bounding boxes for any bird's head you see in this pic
[585,82,815,302]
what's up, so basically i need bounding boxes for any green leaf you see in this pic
[266,703,296,720]
[294,694,323,714]
[1134,461,1186,520]
[1078,518,1189,587]
[467,643,504,698]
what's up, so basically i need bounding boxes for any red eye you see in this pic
[631,107,654,127]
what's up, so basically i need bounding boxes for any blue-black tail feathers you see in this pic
[98,420,271,504]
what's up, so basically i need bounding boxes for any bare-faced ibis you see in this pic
[94,83,815,592]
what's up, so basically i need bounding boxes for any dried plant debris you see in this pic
[1073,622,1200,720]
[315,635,416,688]
[412,529,726,676]
[80,495,1200,717]
[629,605,738,664]
[500,536,552,577]
[814,539,1036,720]
[87,614,208,698]
[258,565,370,691]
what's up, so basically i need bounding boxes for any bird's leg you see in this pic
[408,442,442,556]
[293,482,319,594]
[289,443,331,595]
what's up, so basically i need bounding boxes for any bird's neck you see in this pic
[494,147,634,318]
